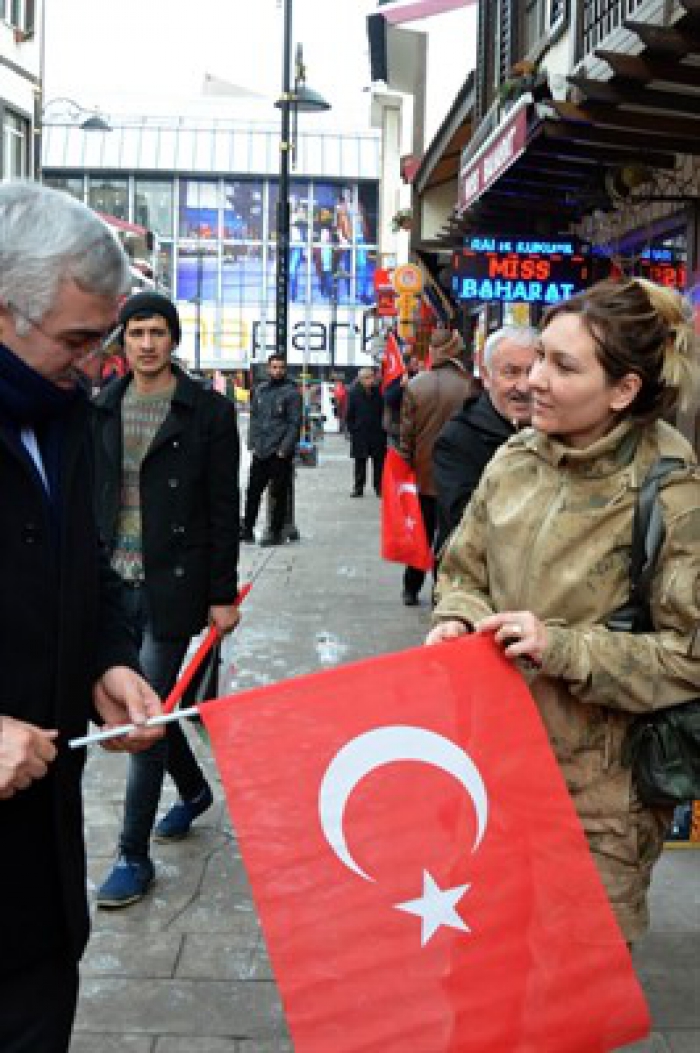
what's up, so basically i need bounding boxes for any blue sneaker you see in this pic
[154,784,213,842]
[96,856,154,909]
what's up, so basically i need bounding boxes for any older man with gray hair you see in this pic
[433,324,538,553]
[0,181,162,1053]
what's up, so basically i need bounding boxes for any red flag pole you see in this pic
[162,581,253,715]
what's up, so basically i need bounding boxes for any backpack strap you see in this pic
[628,456,686,610]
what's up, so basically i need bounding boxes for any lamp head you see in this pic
[79,114,111,131]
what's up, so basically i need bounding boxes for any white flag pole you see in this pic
[69,707,200,750]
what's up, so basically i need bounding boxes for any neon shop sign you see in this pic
[453,236,590,304]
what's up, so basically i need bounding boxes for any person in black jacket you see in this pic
[241,353,303,545]
[433,325,538,553]
[346,366,386,496]
[92,292,241,909]
[0,182,162,1053]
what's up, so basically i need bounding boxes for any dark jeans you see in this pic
[0,953,78,1053]
[403,494,437,598]
[353,449,385,494]
[118,585,207,860]
[243,453,293,536]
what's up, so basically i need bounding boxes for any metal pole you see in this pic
[276,0,292,360]
[330,276,337,377]
[195,250,203,372]
[264,0,300,543]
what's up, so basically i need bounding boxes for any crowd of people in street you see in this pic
[0,179,698,1052]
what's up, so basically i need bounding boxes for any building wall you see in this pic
[0,0,42,179]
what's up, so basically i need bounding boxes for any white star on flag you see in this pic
[395,870,471,946]
[405,516,415,531]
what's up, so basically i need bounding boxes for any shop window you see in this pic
[223,180,263,241]
[88,177,128,221]
[179,180,219,241]
[2,110,29,179]
[221,243,264,307]
[135,180,173,238]
[175,244,219,306]
[5,0,33,32]
[43,174,84,200]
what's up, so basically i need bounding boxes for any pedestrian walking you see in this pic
[0,181,162,1053]
[428,278,700,944]
[92,291,241,909]
[398,327,472,605]
[346,366,386,496]
[433,325,537,553]
[240,353,303,545]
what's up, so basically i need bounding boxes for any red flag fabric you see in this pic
[380,330,405,393]
[381,446,433,571]
[200,636,650,1053]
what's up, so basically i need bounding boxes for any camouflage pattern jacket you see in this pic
[434,418,700,942]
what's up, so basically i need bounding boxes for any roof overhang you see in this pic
[430,0,700,248]
[413,72,474,195]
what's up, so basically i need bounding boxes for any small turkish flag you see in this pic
[200,637,650,1053]
[381,446,433,571]
[380,330,405,393]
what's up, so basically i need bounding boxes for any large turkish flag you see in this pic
[200,636,650,1052]
[381,446,433,571]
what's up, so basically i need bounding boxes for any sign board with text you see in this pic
[452,235,590,305]
[458,105,528,212]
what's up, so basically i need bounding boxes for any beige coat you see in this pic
[434,418,700,942]
[399,358,472,496]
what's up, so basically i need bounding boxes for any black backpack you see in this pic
[607,457,700,807]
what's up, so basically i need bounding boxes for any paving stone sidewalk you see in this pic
[72,433,699,1052]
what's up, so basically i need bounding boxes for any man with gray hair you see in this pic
[0,182,162,1052]
[433,325,538,553]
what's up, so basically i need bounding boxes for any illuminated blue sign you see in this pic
[453,235,590,304]
[454,278,577,303]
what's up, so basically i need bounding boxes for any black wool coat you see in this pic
[346,382,386,460]
[91,367,240,640]
[0,397,140,977]
[433,391,515,552]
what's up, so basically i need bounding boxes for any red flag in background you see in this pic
[201,636,650,1053]
[381,446,433,571]
[380,330,405,393]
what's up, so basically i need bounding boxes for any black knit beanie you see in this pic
[118,292,181,346]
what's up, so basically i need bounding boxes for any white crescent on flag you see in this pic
[318,724,489,882]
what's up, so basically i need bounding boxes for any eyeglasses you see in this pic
[7,301,115,364]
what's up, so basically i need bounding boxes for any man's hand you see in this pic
[209,603,241,637]
[0,716,58,799]
[93,666,163,753]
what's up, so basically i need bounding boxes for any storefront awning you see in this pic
[434,1,700,248]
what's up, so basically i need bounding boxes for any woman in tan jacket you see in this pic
[427,278,699,943]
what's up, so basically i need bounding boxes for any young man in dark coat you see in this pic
[0,182,162,1053]
[241,352,303,545]
[433,325,538,553]
[92,292,241,908]
[346,366,386,496]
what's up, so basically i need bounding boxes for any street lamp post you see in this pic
[264,0,330,543]
[274,1,330,361]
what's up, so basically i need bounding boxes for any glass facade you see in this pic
[135,180,173,237]
[88,177,129,220]
[43,170,379,368]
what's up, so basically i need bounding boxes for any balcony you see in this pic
[575,0,685,62]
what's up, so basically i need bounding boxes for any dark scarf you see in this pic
[0,342,83,535]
